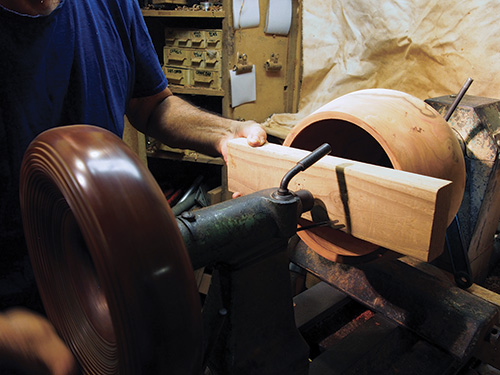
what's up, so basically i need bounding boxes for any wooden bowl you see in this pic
[284,89,466,261]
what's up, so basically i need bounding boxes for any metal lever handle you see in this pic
[277,143,332,196]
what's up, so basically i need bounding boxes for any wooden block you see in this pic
[198,273,212,295]
[207,186,223,205]
[226,139,454,262]
[123,116,147,166]
[193,267,205,288]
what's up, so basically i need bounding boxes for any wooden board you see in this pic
[226,139,454,262]
[123,116,147,166]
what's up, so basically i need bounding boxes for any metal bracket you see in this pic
[264,53,282,72]
[233,53,253,74]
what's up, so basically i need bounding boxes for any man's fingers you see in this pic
[240,122,267,147]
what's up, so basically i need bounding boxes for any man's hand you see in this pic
[128,90,267,160]
[218,120,267,162]
[0,308,79,375]
[217,119,267,199]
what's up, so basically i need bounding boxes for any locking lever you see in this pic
[276,143,332,197]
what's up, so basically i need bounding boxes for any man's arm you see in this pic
[0,308,78,375]
[126,87,267,160]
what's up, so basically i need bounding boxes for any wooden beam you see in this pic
[226,139,454,262]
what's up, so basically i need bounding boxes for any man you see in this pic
[0,308,78,374]
[0,0,267,373]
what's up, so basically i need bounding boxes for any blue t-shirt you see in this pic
[0,0,168,242]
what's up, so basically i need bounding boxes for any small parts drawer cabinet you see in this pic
[163,28,222,90]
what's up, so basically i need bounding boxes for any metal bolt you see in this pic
[180,211,196,222]
[493,131,500,148]
[219,308,228,316]
[488,326,500,345]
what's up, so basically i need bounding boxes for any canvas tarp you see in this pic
[264,0,500,135]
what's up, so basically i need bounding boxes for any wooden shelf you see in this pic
[147,147,225,166]
[169,85,224,97]
[141,8,225,18]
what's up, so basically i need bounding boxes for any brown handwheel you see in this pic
[20,125,202,374]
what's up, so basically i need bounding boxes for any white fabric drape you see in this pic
[264,0,500,133]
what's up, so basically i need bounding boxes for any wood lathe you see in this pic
[19,89,500,374]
